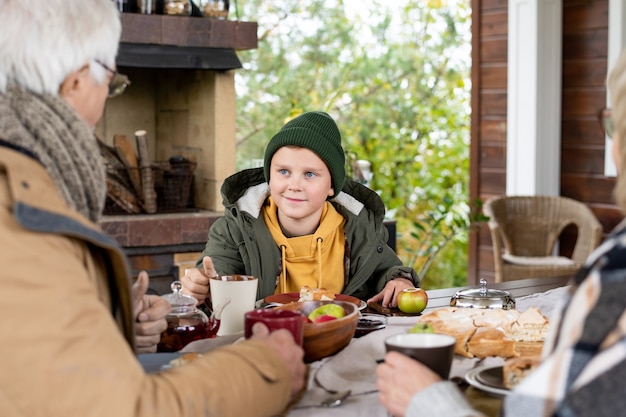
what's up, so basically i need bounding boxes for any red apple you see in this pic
[313,314,338,323]
[397,288,428,314]
[308,304,345,322]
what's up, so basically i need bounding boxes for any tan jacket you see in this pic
[0,146,293,417]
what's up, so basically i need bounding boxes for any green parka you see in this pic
[199,168,418,300]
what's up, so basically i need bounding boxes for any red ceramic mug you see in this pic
[244,309,305,347]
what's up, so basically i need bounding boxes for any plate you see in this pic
[465,365,510,397]
[264,292,365,309]
[138,352,180,373]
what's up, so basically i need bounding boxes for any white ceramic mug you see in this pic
[209,275,258,336]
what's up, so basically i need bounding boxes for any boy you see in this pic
[183,111,417,307]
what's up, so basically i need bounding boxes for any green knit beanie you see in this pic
[263,111,345,198]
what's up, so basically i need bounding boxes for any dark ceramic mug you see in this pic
[384,333,456,379]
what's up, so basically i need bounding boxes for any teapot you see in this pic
[157,281,220,352]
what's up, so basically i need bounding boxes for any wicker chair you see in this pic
[484,195,603,282]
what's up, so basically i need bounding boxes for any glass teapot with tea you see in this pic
[157,281,226,352]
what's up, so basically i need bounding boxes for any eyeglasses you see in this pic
[599,108,614,138]
[94,60,131,98]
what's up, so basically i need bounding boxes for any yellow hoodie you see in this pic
[263,197,346,294]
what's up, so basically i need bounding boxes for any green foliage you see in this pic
[233,0,472,288]
[401,198,489,289]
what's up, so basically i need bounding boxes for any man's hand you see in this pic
[180,256,216,305]
[251,323,306,397]
[132,271,170,353]
[366,277,414,308]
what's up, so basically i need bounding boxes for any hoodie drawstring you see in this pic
[317,237,323,289]
[280,244,287,293]
[278,238,326,291]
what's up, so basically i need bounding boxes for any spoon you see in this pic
[320,390,351,408]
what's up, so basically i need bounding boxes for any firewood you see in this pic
[135,130,157,214]
[105,176,144,214]
[113,134,143,198]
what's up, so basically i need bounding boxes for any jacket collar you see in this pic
[0,145,135,346]
[0,138,39,162]
[0,146,117,247]
[223,167,382,223]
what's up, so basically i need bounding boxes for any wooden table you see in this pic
[366,275,572,316]
[424,275,572,311]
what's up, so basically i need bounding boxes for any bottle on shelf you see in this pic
[136,0,166,14]
[200,0,229,19]
[163,0,192,15]
[114,0,134,12]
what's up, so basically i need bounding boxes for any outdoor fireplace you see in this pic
[98,13,257,294]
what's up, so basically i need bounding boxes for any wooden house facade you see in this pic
[468,0,624,284]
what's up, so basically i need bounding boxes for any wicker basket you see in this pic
[152,161,196,212]
[103,160,196,215]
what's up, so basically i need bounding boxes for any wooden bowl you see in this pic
[276,300,359,362]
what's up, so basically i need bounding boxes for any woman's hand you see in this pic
[132,271,170,353]
[366,277,414,308]
[376,351,441,417]
[180,256,217,305]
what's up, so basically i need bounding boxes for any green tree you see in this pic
[233,0,472,289]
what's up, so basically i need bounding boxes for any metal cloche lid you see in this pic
[450,278,516,310]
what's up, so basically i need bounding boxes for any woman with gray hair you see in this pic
[376,50,626,417]
[0,1,305,416]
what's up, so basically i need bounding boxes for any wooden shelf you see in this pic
[117,43,243,69]
[118,13,258,69]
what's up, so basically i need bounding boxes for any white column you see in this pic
[506,0,562,196]
[604,0,626,177]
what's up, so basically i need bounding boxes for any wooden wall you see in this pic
[469,0,509,284]
[560,0,621,232]
[469,0,620,285]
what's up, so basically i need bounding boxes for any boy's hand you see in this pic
[366,277,414,308]
[181,256,216,305]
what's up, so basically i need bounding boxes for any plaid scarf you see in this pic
[504,218,626,417]
[0,85,106,222]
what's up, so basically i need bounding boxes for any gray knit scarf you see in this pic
[0,85,106,222]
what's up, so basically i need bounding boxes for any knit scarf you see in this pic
[0,85,106,222]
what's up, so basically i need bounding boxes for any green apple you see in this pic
[397,287,428,314]
[308,304,346,322]
[408,322,435,334]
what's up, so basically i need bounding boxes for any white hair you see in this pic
[0,0,121,94]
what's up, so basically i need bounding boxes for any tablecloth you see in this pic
[181,285,570,417]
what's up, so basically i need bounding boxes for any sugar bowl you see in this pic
[450,278,516,310]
